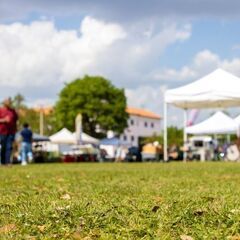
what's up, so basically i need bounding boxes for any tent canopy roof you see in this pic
[100,137,128,146]
[234,114,240,124]
[32,133,50,142]
[165,68,240,109]
[50,128,75,144]
[16,132,49,142]
[186,111,238,135]
[50,128,99,145]
[73,132,99,144]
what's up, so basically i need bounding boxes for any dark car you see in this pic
[125,147,142,162]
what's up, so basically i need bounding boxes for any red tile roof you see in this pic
[126,107,161,120]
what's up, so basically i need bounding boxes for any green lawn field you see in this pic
[0,162,240,239]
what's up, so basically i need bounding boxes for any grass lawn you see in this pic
[0,162,240,239]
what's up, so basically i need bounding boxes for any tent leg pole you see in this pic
[163,101,168,161]
[183,109,188,162]
[227,134,230,144]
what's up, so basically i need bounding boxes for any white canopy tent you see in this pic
[50,128,99,145]
[186,111,238,135]
[50,128,75,144]
[164,68,240,161]
[73,132,99,145]
[235,114,240,125]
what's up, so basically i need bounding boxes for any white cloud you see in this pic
[0,17,192,127]
[91,22,192,87]
[81,17,126,46]
[152,49,240,83]
[126,85,166,112]
[232,44,240,50]
[0,17,126,90]
[4,16,240,127]
[152,66,196,82]
[221,58,240,76]
[193,50,220,72]
[0,18,191,104]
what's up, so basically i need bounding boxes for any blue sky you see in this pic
[159,19,240,68]
[1,0,240,125]
[10,11,240,62]
[5,12,240,66]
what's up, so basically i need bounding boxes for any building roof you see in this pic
[31,106,161,119]
[126,107,161,120]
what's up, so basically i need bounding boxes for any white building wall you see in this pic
[120,115,161,147]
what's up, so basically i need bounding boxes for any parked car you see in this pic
[125,147,142,162]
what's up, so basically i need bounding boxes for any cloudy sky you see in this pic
[1,0,240,125]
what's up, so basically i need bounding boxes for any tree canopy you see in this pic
[54,76,128,137]
[11,93,56,136]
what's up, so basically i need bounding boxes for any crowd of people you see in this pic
[0,97,33,166]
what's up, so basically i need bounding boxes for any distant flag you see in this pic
[187,109,199,126]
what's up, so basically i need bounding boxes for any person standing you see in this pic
[20,123,33,166]
[0,98,18,165]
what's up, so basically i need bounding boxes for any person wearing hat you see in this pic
[0,98,18,165]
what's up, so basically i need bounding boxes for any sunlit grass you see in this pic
[0,162,240,239]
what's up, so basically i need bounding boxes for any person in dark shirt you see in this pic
[20,123,33,166]
[0,98,18,165]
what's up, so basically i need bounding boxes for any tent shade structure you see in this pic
[50,128,99,145]
[164,68,240,161]
[186,111,238,135]
[100,137,126,146]
[50,128,75,144]
[235,114,240,125]
[100,137,130,159]
[165,69,240,109]
[73,132,99,145]
[15,132,49,142]
[32,133,50,142]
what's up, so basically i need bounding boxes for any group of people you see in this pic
[0,98,33,166]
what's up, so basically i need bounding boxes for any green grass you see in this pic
[0,162,240,239]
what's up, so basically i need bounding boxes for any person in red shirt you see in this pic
[0,98,18,165]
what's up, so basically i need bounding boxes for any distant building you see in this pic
[120,107,161,147]
[32,106,161,147]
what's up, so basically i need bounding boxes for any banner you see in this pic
[187,109,199,126]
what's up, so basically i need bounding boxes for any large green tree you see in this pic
[54,76,128,137]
